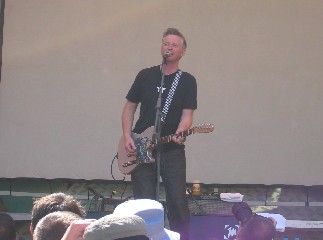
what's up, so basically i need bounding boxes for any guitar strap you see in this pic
[161,70,182,122]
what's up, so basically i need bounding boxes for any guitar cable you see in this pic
[110,153,125,181]
[109,152,132,199]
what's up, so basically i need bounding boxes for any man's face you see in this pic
[161,34,186,62]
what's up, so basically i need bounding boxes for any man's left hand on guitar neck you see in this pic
[172,129,187,145]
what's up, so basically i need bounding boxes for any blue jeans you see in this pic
[131,148,190,240]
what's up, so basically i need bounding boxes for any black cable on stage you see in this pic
[110,153,125,181]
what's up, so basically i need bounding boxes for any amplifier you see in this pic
[188,198,234,216]
[199,194,220,200]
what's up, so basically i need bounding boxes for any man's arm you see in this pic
[173,109,194,144]
[122,100,138,153]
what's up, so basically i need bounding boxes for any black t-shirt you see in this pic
[126,65,197,150]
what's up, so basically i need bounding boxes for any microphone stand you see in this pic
[153,56,167,201]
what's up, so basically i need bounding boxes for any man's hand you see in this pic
[124,134,136,154]
[61,219,96,240]
[172,130,186,145]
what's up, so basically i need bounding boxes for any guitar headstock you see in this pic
[192,124,214,133]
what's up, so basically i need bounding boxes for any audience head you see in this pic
[232,201,254,226]
[33,211,82,240]
[84,214,148,240]
[113,199,180,240]
[237,215,276,240]
[0,212,16,240]
[30,192,86,233]
[232,202,276,240]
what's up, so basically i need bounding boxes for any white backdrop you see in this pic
[1,0,322,185]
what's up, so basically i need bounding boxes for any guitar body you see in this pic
[118,124,214,175]
[118,126,155,175]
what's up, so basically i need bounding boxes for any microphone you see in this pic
[163,50,173,58]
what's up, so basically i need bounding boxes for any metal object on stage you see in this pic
[101,198,128,213]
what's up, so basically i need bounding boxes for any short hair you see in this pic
[238,215,276,240]
[162,28,187,49]
[33,211,82,240]
[0,213,16,240]
[31,192,86,231]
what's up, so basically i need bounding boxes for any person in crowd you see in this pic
[0,212,17,240]
[121,27,197,240]
[83,214,149,240]
[113,199,180,240]
[232,202,277,240]
[30,192,86,235]
[33,211,82,240]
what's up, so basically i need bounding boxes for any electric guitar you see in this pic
[117,124,214,175]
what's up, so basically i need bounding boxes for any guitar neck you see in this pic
[161,128,193,144]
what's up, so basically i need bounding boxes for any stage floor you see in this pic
[1,178,323,239]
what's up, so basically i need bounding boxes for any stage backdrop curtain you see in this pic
[1,0,322,185]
